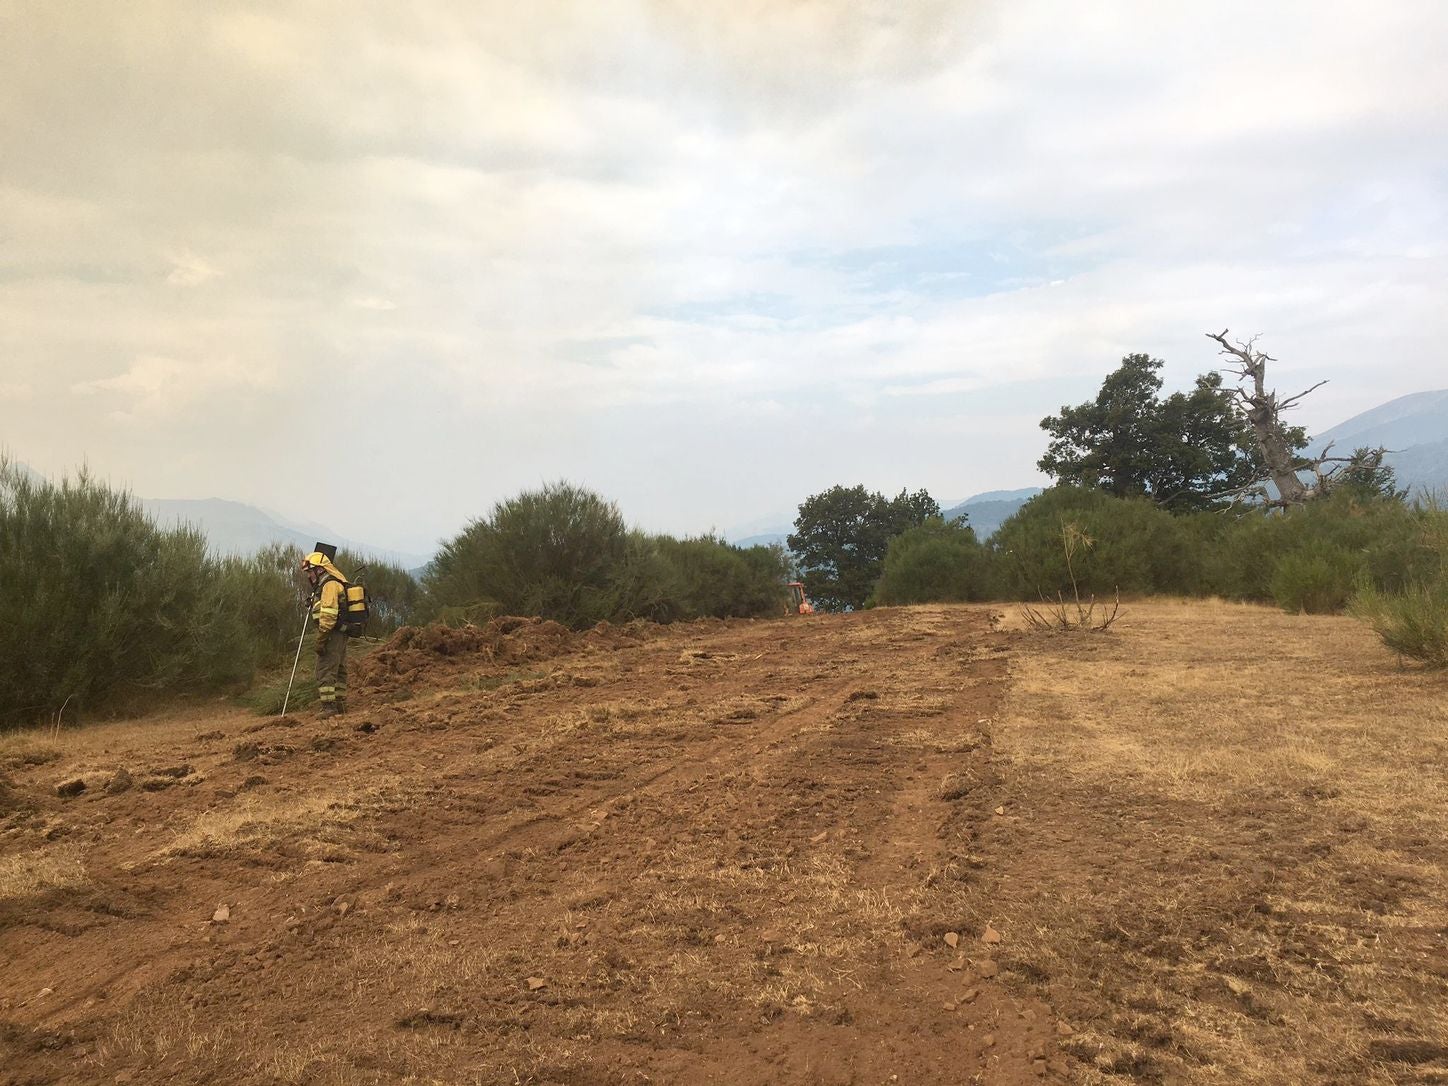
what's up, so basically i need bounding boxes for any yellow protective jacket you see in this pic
[310,557,349,639]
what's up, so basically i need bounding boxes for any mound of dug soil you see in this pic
[355,616,576,692]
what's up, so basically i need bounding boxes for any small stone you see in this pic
[38,987,53,998]
[944,931,960,949]
[211,904,231,924]
[526,976,546,991]
[983,1033,996,1048]
[809,830,828,844]
[960,987,979,1003]
[105,769,133,795]
[993,805,1005,816]
[1056,1021,1074,1037]
[1032,1060,1047,1076]
[978,959,999,978]
[715,934,726,943]
[943,1001,957,1012]
[982,925,1002,944]
[56,778,86,798]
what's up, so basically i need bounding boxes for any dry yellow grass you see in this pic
[160,775,404,859]
[983,598,1448,1084]
[0,843,87,902]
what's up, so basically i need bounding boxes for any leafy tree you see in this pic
[787,485,939,611]
[1039,354,1277,511]
[1334,447,1408,503]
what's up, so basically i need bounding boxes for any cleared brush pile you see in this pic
[353,617,576,694]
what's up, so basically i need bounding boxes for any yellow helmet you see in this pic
[301,551,329,571]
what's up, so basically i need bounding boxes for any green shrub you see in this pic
[1348,500,1448,665]
[1201,494,1436,604]
[0,463,283,724]
[424,483,676,629]
[872,518,988,605]
[1352,580,1448,667]
[1269,543,1359,614]
[655,535,791,618]
[423,484,793,628]
[0,462,424,726]
[988,487,1191,599]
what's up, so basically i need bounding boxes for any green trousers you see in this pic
[316,632,348,707]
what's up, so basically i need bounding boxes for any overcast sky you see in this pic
[3,1,1446,553]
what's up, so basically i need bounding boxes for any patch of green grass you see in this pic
[237,639,384,715]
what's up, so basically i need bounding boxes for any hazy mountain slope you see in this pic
[941,487,1043,539]
[1313,389,1448,454]
[1312,389,1448,496]
[140,497,431,568]
[139,498,318,555]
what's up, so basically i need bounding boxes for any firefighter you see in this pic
[302,551,349,717]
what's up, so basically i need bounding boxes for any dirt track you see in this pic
[2,607,1066,1085]
[9,604,1445,1085]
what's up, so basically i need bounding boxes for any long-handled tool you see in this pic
[280,607,311,717]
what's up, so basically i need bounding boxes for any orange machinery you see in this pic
[787,582,815,615]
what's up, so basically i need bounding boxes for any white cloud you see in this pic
[71,356,279,420]
[2,1,1446,545]
[164,249,222,287]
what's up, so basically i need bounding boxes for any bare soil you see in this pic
[2,603,1444,1085]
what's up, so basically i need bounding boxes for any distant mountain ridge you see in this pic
[1312,390,1448,498]
[5,464,431,568]
[941,488,1043,539]
[139,497,431,569]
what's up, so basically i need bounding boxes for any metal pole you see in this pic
[280,607,310,717]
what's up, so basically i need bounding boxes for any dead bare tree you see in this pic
[1020,521,1121,633]
[1206,329,1389,508]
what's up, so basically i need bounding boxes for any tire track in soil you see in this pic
[0,606,1073,1085]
